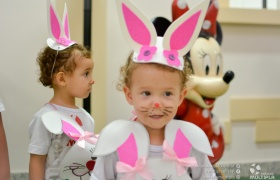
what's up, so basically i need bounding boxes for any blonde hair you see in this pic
[116,52,192,91]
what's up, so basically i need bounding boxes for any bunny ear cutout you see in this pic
[173,129,192,158]
[117,133,138,167]
[163,0,209,56]
[62,3,70,39]
[47,0,62,41]
[93,120,149,159]
[42,110,64,134]
[42,110,84,138]
[46,0,76,50]
[165,120,213,157]
[62,120,84,141]
[116,0,157,52]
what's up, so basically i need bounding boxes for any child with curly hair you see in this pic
[28,1,95,179]
[90,0,217,179]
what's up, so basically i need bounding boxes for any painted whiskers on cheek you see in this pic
[140,107,173,116]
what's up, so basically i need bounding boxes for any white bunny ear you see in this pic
[163,0,209,57]
[42,110,64,134]
[42,110,84,139]
[62,3,70,39]
[46,0,76,51]
[47,0,61,42]
[165,120,213,157]
[116,0,157,52]
[93,120,149,160]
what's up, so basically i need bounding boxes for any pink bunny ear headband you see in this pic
[47,0,76,51]
[116,0,209,71]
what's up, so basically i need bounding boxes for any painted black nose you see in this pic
[223,71,234,84]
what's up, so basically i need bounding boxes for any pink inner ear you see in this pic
[174,129,192,158]
[62,120,81,141]
[170,10,201,50]
[117,133,138,167]
[50,5,61,40]
[122,3,151,45]
[64,14,69,38]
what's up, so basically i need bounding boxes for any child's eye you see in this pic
[164,92,172,96]
[84,72,89,76]
[142,91,150,96]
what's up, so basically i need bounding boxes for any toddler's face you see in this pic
[124,64,186,133]
[64,54,94,99]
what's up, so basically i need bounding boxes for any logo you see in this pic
[249,164,275,179]
[250,164,261,175]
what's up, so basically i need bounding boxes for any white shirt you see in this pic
[28,103,95,179]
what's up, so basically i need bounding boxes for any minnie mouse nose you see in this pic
[154,103,160,108]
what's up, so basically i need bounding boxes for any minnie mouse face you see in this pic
[186,36,234,109]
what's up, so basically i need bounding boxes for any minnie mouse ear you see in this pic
[202,0,219,37]
[152,17,172,37]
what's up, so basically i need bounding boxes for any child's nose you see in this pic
[154,102,160,108]
[89,79,95,85]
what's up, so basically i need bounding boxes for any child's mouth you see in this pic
[149,115,163,119]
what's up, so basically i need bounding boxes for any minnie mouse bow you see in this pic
[47,0,76,50]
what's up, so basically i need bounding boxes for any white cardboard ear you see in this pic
[116,0,157,52]
[46,0,76,50]
[42,110,64,134]
[62,3,70,39]
[165,120,213,157]
[47,0,61,42]
[42,110,84,136]
[59,142,95,179]
[163,0,209,56]
[93,120,149,158]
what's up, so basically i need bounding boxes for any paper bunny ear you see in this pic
[93,120,149,160]
[163,0,209,57]
[165,120,213,157]
[42,110,84,140]
[116,0,157,52]
[116,0,209,71]
[46,0,76,50]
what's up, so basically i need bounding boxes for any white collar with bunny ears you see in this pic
[93,120,213,180]
[116,0,209,71]
[47,0,76,51]
[42,110,97,180]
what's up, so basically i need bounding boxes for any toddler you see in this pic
[91,0,217,179]
[28,1,95,179]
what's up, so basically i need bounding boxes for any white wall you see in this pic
[0,0,51,173]
[105,0,280,164]
[216,24,280,163]
[0,0,84,174]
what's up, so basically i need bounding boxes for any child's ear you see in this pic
[123,86,133,105]
[55,72,67,87]
[179,88,187,104]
